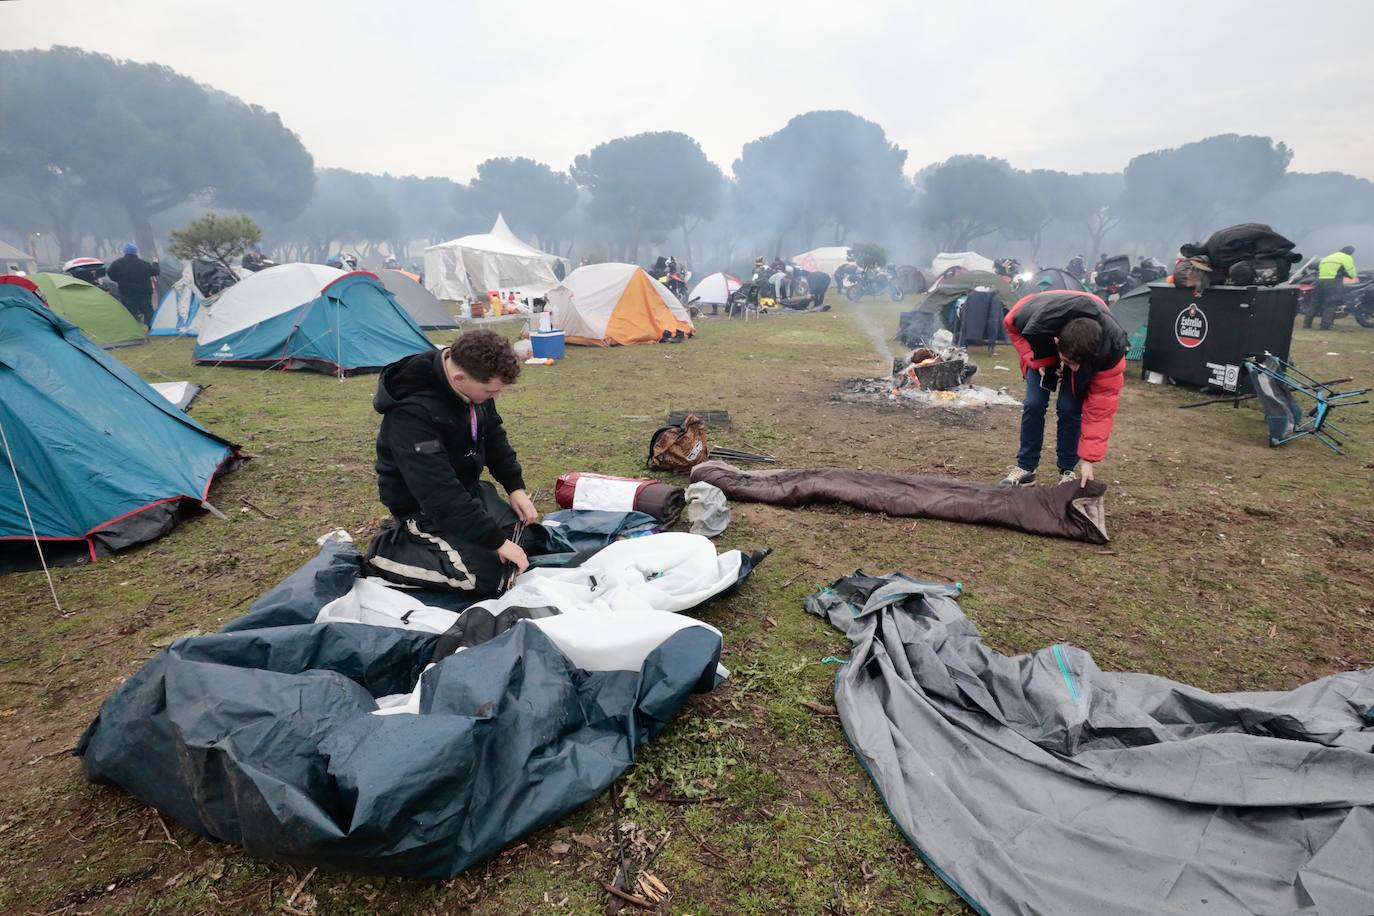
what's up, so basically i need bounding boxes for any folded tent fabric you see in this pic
[691,460,1108,543]
[807,572,1374,915]
[77,533,760,877]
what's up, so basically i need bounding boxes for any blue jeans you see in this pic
[1017,367,1083,474]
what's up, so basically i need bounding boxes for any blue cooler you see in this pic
[530,330,565,359]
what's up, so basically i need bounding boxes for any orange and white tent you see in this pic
[549,263,694,347]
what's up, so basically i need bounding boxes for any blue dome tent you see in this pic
[193,264,434,374]
[0,279,239,570]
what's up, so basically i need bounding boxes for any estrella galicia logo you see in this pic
[1174,303,1207,349]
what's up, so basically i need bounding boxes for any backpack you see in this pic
[1173,256,1214,292]
[647,414,710,473]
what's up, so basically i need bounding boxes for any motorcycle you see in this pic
[844,267,904,302]
[1294,267,1374,328]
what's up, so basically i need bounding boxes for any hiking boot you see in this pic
[999,466,1036,487]
[1058,469,1078,485]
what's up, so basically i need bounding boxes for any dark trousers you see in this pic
[1017,367,1084,474]
[1306,279,1344,329]
[365,481,549,597]
[124,297,154,326]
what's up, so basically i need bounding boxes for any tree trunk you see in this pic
[118,195,158,256]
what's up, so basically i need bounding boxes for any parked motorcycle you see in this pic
[844,267,904,302]
[1294,266,1374,328]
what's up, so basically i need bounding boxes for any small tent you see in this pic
[790,246,854,277]
[1112,284,1153,357]
[932,252,995,276]
[0,281,238,570]
[687,272,742,306]
[424,214,563,301]
[1024,267,1086,293]
[31,272,145,348]
[550,263,695,347]
[193,264,434,374]
[376,269,457,329]
[919,270,1018,330]
[0,239,37,275]
[151,259,246,337]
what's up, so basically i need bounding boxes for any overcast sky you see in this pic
[4,0,1371,182]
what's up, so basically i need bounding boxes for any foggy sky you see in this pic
[4,0,1371,182]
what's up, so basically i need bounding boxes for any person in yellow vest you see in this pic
[1306,246,1357,330]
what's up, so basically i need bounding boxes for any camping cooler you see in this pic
[1142,285,1298,394]
[530,330,565,359]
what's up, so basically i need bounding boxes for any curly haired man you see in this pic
[367,330,541,594]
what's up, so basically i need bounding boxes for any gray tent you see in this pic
[807,572,1374,915]
[0,239,37,274]
[376,269,457,329]
[1112,282,1154,350]
[918,270,1018,329]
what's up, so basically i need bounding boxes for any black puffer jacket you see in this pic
[374,349,524,550]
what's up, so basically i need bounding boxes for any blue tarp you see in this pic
[0,284,237,567]
[77,538,752,876]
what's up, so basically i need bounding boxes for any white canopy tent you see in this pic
[932,251,995,275]
[0,239,37,275]
[790,246,854,276]
[423,214,567,301]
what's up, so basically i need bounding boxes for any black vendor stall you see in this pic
[1142,284,1298,393]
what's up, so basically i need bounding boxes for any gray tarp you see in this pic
[691,461,1109,543]
[806,572,1374,915]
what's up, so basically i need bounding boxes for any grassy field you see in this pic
[2,294,1372,915]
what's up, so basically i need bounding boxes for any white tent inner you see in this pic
[687,272,741,305]
[196,263,344,344]
[423,214,563,301]
[932,251,995,275]
[790,246,854,276]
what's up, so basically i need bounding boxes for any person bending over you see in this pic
[998,290,1126,488]
[368,330,539,594]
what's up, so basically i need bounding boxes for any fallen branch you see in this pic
[599,881,657,911]
[285,867,317,908]
[803,701,840,718]
[238,496,279,519]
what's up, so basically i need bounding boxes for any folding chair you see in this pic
[1244,353,1369,453]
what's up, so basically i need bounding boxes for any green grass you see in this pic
[2,295,1372,914]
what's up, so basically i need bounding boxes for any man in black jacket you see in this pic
[367,330,540,594]
[105,243,160,326]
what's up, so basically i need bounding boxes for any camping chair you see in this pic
[1244,353,1369,453]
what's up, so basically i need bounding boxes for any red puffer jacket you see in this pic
[1003,291,1127,464]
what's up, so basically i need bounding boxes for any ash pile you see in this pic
[839,345,1021,408]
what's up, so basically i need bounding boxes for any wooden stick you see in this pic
[285,867,317,908]
[238,496,279,519]
[599,881,657,911]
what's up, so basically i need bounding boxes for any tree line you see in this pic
[4,46,1373,273]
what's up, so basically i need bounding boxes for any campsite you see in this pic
[5,4,1374,914]
[1,297,1371,913]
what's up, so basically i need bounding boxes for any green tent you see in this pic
[1112,284,1153,359]
[32,272,145,348]
[918,270,1018,329]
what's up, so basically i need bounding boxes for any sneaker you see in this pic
[999,466,1036,487]
[1058,469,1078,485]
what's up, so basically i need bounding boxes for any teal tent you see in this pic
[0,279,239,570]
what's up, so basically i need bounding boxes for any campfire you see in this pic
[837,346,1021,409]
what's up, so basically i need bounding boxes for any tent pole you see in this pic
[0,413,65,615]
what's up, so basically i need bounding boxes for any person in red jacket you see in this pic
[999,290,1127,488]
